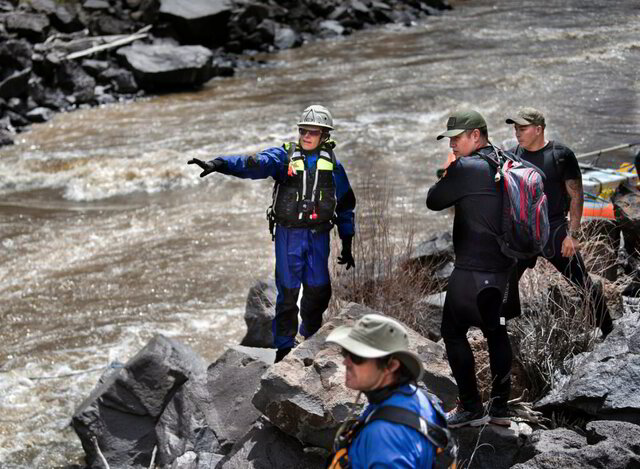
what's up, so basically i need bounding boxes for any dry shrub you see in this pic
[508,252,607,402]
[329,178,439,334]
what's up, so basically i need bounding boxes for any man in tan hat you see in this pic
[325,314,453,468]
[427,110,515,428]
[504,107,613,338]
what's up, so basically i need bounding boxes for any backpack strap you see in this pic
[366,405,452,451]
[550,141,565,177]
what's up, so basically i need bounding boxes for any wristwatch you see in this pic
[567,227,581,238]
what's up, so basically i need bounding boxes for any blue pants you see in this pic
[273,226,332,349]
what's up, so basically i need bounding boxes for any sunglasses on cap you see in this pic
[340,348,369,365]
[298,128,323,137]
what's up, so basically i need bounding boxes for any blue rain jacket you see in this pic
[348,385,439,468]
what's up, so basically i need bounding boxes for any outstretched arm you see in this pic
[188,146,289,180]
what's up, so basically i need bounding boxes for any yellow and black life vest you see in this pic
[268,141,338,233]
[327,404,458,469]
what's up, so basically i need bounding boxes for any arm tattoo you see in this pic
[566,178,584,228]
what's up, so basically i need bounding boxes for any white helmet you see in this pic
[297,104,334,130]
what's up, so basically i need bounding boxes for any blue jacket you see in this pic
[211,145,356,239]
[348,385,439,468]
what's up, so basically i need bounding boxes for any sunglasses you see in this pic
[340,348,368,365]
[299,128,322,137]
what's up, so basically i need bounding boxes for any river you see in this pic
[0,0,638,466]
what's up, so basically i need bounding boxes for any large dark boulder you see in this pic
[0,68,31,99]
[240,278,276,348]
[512,420,640,468]
[4,12,50,42]
[155,345,273,466]
[55,60,96,104]
[453,422,533,469]
[536,311,640,423]
[251,302,457,450]
[100,67,138,93]
[0,39,33,70]
[117,43,213,89]
[72,334,206,469]
[159,0,232,47]
[215,417,326,469]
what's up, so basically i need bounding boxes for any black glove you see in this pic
[337,236,355,270]
[187,158,224,178]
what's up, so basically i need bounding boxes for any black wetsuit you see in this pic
[427,146,514,411]
[509,141,613,335]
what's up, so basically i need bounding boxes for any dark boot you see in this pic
[274,347,292,363]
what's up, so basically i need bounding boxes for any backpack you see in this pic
[480,145,550,259]
[327,398,458,469]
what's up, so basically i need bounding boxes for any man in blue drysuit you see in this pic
[188,105,356,362]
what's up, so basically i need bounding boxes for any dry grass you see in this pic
[508,223,624,402]
[328,178,440,335]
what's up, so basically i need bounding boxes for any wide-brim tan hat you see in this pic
[326,314,424,381]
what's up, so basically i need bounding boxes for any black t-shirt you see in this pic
[511,141,581,225]
[426,147,513,272]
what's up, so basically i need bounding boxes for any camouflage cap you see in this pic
[505,107,546,127]
[436,110,487,140]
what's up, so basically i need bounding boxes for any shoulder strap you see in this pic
[551,141,565,175]
[366,405,451,450]
[321,143,338,167]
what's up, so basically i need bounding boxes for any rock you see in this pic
[81,59,110,77]
[536,311,640,423]
[0,68,31,99]
[318,19,345,37]
[453,421,533,468]
[251,302,457,449]
[159,0,232,47]
[117,43,214,89]
[274,25,300,50]
[90,13,136,35]
[49,3,84,33]
[0,39,33,69]
[100,67,138,93]
[216,417,326,469]
[415,291,445,341]
[203,346,272,452]
[83,0,111,10]
[71,334,206,469]
[155,345,272,466]
[5,109,29,127]
[55,60,96,104]
[240,279,276,348]
[512,420,640,468]
[0,129,14,146]
[411,231,454,265]
[4,12,50,42]
[26,106,53,123]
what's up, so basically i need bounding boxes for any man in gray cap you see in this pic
[325,314,451,468]
[427,110,514,428]
[504,107,613,338]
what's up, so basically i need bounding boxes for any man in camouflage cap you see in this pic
[504,107,613,338]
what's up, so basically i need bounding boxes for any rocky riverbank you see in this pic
[71,297,640,468]
[0,0,450,147]
[71,214,640,468]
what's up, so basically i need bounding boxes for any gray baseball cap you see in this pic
[436,110,487,140]
[325,314,424,381]
[505,107,545,127]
